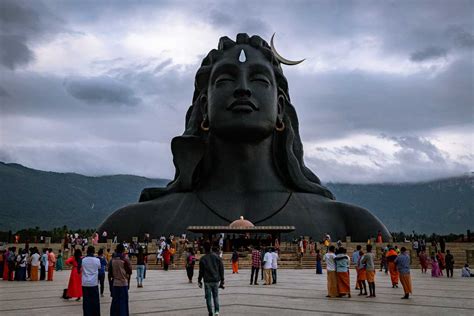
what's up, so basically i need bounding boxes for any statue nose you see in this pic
[233,79,252,98]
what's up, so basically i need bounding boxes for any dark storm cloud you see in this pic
[289,57,473,141]
[410,46,448,62]
[0,0,64,69]
[64,76,141,106]
[0,85,9,97]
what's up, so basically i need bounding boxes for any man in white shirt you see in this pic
[263,248,273,285]
[323,245,338,297]
[271,248,279,284]
[82,246,101,316]
[30,248,41,281]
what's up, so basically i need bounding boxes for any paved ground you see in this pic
[1,269,473,315]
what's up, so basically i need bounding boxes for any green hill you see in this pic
[326,176,474,234]
[0,162,168,230]
[0,162,472,234]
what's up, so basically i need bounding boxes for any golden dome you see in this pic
[229,216,254,228]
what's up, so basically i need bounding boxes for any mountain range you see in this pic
[1,162,472,234]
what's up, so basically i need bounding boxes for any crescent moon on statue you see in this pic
[270,33,305,65]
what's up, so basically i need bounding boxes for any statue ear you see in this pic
[277,94,285,120]
[200,94,208,118]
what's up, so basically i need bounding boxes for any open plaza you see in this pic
[1,268,473,316]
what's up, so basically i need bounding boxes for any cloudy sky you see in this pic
[0,0,472,183]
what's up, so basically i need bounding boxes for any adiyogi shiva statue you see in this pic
[99,33,391,241]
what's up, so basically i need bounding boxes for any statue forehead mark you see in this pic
[239,49,246,63]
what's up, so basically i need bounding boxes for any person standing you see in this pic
[56,249,64,271]
[315,249,323,274]
[231,249,239,274]
[430,253,442,277]
[335,247,351,298]
[376,230,383,243]
[162,247,171,271]
[361,244,376,298]
[356,249,368,296]
[436,250,445,276]
[386,247,399,288]
[263,248,273,285]
[186,248,196,283]
[40,248,48,281]
[419,250,428,273]
[394,247,412,299]
[131,247,147,288]
[16,249,28,281]
[445,250,454,278]
[198,243,224,316]
[250,246,261,285]
[82,246,101,316]
[30,248,41,281]
[271,248,278,284]
[97,249,107,297]
[352,245,361,290]
[65,249,83,301]
[323,245,338,298]
[108,244,132,316]
[47,248,56,281]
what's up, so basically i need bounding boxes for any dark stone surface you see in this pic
[98,34,391,241]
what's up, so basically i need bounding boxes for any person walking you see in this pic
[65,249,83,301]
[324,245,338,298]
[361,244,376,298]
[263,248,273,285]
[250,246,261,285]
[271,248,278,284]
[108,244,132,316]
[186,248,196,283]
[82,246,101,316]
[97,249,107,297]
[386,246,399,288]
[198,243,224,316]
[231,249,239,274]
[335,247,351,298]
[445,250,454,278]
[394,247,412,299]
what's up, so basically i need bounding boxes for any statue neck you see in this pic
[200,134,286,192]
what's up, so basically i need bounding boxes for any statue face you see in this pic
[206,45,279,141]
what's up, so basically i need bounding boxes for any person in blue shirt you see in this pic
[394,247,412,299]
[97,248,108,297]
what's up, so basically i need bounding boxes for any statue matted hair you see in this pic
[139,33,334,202]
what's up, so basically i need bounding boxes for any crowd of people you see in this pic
[1,232,473,316]
[0,246,63,281]
[324,244,412,299]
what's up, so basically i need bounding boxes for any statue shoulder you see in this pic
[98,192,195,238]
[335,201,391,241]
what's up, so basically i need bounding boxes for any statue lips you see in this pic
[227,99,258,113]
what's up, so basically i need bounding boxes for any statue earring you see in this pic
[200,117,210,131]
[275,118,285,132]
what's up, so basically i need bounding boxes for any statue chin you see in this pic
[211,122,274,142]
